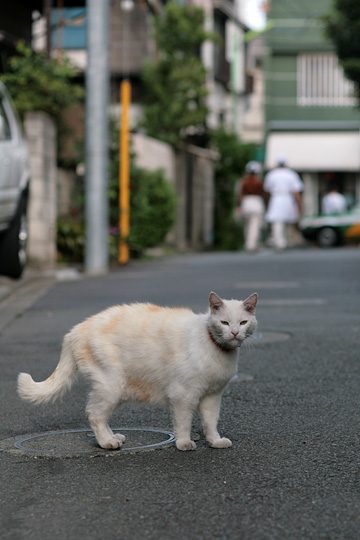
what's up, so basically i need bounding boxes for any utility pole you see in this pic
[118,79,131,264]
[118,0,134,265]
[85,0,110,275]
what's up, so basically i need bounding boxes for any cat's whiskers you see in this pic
[242,335,256,352]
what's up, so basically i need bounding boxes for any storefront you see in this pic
[265,129,360,215]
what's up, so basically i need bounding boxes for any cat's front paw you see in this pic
[99,436,124,450]
[114,433,126,443]
[176,439,197,451]
[209,437,232,449]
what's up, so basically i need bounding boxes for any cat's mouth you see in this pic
[230,337,243,348]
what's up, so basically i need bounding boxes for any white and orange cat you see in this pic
[17,291,258,451]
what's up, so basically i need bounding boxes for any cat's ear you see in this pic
[243,293,258,314]
[209,291,223,312]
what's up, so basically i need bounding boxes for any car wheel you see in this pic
[316,227,339,248]
[0,195,28,279]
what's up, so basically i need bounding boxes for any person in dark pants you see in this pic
[237,162,265,252]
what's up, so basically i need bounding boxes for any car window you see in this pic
[0,98,11,141]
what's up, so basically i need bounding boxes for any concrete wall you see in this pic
[24,112,57,269]
[133,133,216,250]
[174,145,216,250]
[242,67,265,144]
[133,133,176,185]
[57,168,77,218]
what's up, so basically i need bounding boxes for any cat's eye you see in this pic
[240,320,248,326]
[220,320,229,326]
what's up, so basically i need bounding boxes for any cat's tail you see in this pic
[17,333,77,405]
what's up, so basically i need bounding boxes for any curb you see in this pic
[0,273,55,334]
[0,266,83,334]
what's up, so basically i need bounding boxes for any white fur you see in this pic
[17,293,258,451]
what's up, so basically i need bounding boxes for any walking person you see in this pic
[237,161,265,252]
[264,156,303,250]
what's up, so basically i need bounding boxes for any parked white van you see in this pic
[0,82,30,278]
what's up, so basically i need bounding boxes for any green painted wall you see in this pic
[265,0,360,128]
[267,0,332,52]
[265,55,359,123]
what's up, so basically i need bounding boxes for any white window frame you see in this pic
[297,53,356,107]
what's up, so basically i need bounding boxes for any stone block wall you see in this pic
[24,112,57,269]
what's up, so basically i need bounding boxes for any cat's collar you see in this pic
[207,329,234,354]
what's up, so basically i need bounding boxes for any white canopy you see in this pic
[265,131,360,171]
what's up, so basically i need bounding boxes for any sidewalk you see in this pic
[0,267,82,333]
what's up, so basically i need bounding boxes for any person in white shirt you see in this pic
[264,156,304,250]
[321,187,347,215]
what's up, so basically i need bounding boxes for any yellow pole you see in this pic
[118,79,131,264]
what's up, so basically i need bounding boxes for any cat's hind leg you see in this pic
[199,393,232,449]
[86,386,125,450]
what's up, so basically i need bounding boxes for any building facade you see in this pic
[198,0,248,137]
[36,0,250,137]
[264,0,360,215]
[0,1,43,73]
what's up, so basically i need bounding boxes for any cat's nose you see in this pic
[231,330,239,337]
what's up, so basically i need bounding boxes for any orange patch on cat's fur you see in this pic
[79,344,95,364]
[147,304,191,315]
[102,314,122,334]
[146,304,162,312]
[127,377,155,402]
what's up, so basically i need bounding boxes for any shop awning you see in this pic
[265,131,360,171]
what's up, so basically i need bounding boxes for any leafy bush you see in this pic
[0,42,83,123]
[128,168,176,255]
[57,126,176,262]
[57,218,85,263]
[108,124,176,257]
[212,129,257,250]
[109,163,176,258]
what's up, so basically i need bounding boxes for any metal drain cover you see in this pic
[0,427,175,458]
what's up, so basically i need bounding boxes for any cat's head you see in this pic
[207,291,258,350]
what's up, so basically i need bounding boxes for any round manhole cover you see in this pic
[0,427,175,458]
[249,331,291,345]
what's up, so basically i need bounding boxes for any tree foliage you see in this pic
[325,0,360,100]
[0,42,83,123]
[142,2,214,146]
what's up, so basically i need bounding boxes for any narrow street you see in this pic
[1,248,360,539]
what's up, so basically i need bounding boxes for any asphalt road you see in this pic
[1,248,360,540]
